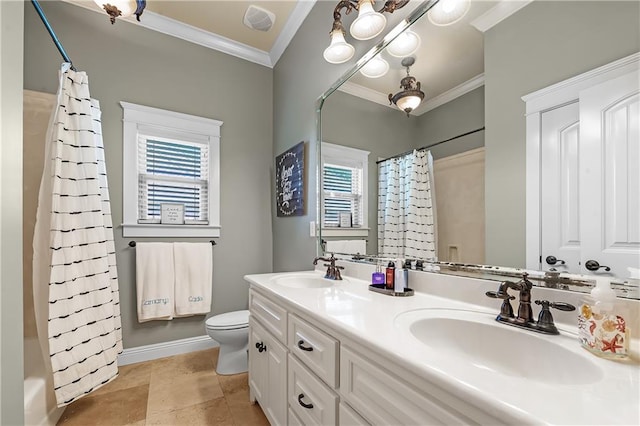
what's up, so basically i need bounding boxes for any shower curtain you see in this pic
[32,63,122,407]
[378,149,437,260]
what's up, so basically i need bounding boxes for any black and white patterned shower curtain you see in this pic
[32,64,122,406]
[378,149,437,260]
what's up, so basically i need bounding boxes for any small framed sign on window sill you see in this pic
[339,212,352,228]
[161,203,185,224]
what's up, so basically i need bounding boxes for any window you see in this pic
[321,142,369,237]
[121,102,222,237]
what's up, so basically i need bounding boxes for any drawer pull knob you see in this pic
[297,340,314,352]
[255,342,266,353]
[297,393,314,409]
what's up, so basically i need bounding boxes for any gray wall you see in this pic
[272,1,417,272]
[484,1,640,267]
[24,2,273,348]
[1,1,24,424]
[414,86,484,159]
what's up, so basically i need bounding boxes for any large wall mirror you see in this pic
[316,0,640,299]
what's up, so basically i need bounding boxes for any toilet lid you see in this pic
[206,310,249,330]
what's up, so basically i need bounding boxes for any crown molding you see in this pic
[62,0,316,68]
[414,73,485,115]
[270,0,317,65]
[470,0,534,33]
[339,74,485,116]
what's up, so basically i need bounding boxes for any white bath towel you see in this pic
[173,242,212,316]
[325,239,367,255]
[135,242,175,322]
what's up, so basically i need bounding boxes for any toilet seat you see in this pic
[206,310,249,331]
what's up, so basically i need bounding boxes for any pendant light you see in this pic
[360,56,389,78]
[386,30,420,58]
[323,27,356,64]
[350,0,387,40]
[388,57,425,116]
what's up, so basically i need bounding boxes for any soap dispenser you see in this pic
[578,277,629,359]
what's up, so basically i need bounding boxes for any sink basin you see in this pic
[395,309,603,385]
[270,272,344,289]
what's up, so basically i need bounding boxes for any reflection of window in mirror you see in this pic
[321,142,369,237]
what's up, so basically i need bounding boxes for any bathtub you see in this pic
[24,337,64,426]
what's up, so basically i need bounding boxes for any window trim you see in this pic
[121,101,222,237]
[321,142,369,237]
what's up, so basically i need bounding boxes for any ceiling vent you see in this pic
[243,5,276,32]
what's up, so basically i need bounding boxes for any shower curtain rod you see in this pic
[31,0,76,71]
[375,126,486,164]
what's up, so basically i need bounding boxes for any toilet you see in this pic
[205,310,250,375]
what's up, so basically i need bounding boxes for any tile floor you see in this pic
[57,348,269,426]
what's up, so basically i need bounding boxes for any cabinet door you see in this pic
[541,102,581,273]
[249,317,288,426]
[580,70,640,277]
[248,317,267,405]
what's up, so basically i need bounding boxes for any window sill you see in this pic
[321,227,370,237]
[122,223,221,238]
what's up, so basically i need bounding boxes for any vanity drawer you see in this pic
[249,290,287,344]
[340,347,467,425]
[288,408,304,426]
[288,354,338,426]
[288,314,339,388]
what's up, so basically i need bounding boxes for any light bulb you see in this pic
[323,30,355,64]
[350,0,387,41]
[360,56,389,78]
[428,0,471,26]
[386,31,421,58]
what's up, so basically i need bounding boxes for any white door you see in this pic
[579,70,640,277]
[540,102,581,273]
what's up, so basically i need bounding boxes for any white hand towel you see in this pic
[173,242,212,316]
[135,242,175,322]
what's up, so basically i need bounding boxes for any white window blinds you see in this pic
[323,163,363,227]
[137,135,209,224]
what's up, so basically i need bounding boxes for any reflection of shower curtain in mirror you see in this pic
[378,150,437,260]
[32,64,122,407]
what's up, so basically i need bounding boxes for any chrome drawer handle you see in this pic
[297,340,313,352]
[297,393,313,409]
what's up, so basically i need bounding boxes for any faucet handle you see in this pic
[485,290,515,300]
[535,300,575,312]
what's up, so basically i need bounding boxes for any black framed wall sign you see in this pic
[276,141,305,217]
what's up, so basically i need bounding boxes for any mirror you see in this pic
[317,0,640,299]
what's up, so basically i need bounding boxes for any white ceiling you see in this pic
[64,0,533,112]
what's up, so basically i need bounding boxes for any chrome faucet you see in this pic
[486,273,575,335]
[312,253,344,280]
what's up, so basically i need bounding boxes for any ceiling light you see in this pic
[350,0,387,40]
[93,0,146,24]
[386,30,420,58]
[324,0,410,64]
[360,56,389,78]
[323,29,356,64]
[428,0,471,26]
[388,57,425,117]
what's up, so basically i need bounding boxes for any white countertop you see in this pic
[245,269,640,425]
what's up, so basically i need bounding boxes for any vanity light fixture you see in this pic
[388,57,424,116]
[427,0,471,26]
[324,0,410,64]
[360,56,389,78]
[386,30,421,58]
[93,0,146,24]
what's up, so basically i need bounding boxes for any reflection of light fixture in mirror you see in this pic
[324,0,410,64]
[388,57,425,117]
[386,30,420,58]
[360,56,389,78]
[324,28,356,64]
[93,0,146,24]
[428,0,471,26]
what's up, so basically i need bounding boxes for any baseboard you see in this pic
[118,335,218,366]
